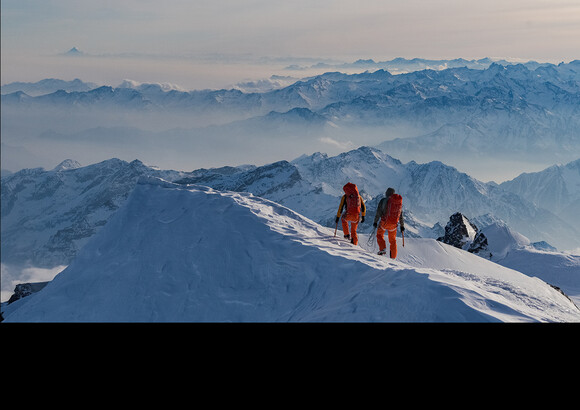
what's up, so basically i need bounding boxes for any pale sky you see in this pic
[2,0,579,88]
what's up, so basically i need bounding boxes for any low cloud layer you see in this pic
[1,263,65,302]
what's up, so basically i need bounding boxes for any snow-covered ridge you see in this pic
[3,150,579,310]
[3,147,578,275]
[3,177,578,322]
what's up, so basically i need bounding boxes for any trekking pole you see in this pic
[334,220,338,237]
[367,224,377,248]
[402,229,405,247]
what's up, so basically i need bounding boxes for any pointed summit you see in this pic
[52,159,82,171]
[65,47,83,56]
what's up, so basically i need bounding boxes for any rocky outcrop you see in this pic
[7,282,49,304]
[437,212,490,256]
[437,212,478,249]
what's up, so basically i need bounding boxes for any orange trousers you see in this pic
[377,221,398,259]
[341,213,360,245]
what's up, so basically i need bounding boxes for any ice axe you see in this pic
[334,219,338,237]
[402,229,405,247]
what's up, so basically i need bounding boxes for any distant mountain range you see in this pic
[284,56,559,74]
[1,78,99,97]
[2,59,579,174]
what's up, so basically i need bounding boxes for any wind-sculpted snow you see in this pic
[3,177,578,322]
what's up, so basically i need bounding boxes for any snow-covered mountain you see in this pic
[499,159,580,235]
[3,147,577,278]
[1,158,185,268]
[295,148,579,250]
[372,62,580,162]
[0,78,99,96]
[3,177,578,322]
[291,57,555,75]
[1,57,548,97]
[2,60,579,174]
[175,146,579,251]
[3,58,579,321]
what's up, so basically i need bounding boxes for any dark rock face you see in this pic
[437,212,490,257]
[468,232,489,255]
[7,282,49,304]
[437,212,478,249]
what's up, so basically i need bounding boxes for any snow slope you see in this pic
[380,219,580,306]
[474,223,580,305]
[3,177,578,322]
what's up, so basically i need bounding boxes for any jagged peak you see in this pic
[337,146,401,165]
[64,47,84,56]
[52,159,82,172]
[291,151,329,164]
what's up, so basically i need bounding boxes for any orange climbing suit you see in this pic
[337,185,366,246]
[377,222,398,259]
[375,193,403,259]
